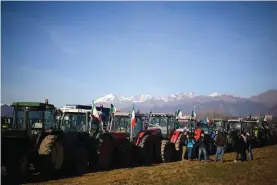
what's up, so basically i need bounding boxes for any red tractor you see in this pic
[135,112,184,163]
[108,111,148,167]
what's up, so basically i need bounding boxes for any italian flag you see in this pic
[91,100,101,121]
[110,104,118,114]
[130,103,136,127]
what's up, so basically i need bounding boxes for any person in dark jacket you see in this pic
[246,132,253,160]
[214,132,228,162]
[197,133,208,161]
[234,134,245,162]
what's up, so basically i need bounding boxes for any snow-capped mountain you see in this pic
[95,92,233,104]
[94,90,277,117]
[209,92,220,97]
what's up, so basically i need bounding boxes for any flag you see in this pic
[191,109,197,120]
[91,100,101,121]
[175,109,182,119]
[263,114,267,122]
[109,104,118,114]
[130,103,136,127]
[206,117,210,124]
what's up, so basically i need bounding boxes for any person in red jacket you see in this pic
[194,124,203,141]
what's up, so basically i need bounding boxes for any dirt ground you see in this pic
[26,145,277,185]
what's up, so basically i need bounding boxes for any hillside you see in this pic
[26,145,277,185]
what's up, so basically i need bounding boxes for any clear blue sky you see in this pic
[1,2,277,106]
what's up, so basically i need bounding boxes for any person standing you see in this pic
[240,132,248,161]
[214,132,228,163]
[185,134,195,161]
[234,134,245,162]
[246,132,253,160]
[197,133,208,162]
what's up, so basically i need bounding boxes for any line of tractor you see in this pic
[1,100,277,184]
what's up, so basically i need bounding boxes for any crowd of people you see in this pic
[183,130,254,163]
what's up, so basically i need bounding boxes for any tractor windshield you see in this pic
[11,109,25,130]
[228,121,241,131]
[60,113,86,132]
[200,123,213,134]
[112,115,143,135]
[113,116,130,132]
[11,109,52,130]
[45,109,57,129]
[177,119,197,131]
[213,121,225,131]
[148,116,172,136]
[29,110,44,129]
[177,120,189,128]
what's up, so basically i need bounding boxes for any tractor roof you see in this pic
[150,113,174,117]
[114,112,130,116]
[11,102,55,108]
[114,112,146,117]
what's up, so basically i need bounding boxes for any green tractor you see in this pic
[1,102,64,184]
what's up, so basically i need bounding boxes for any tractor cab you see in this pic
[227,119,243,133]
[147,113,176,138]
[109,112,147,140]
[175,116,197,134]
[211,119,227,133]
[198,122,213,135]
[242,118,259,134]
[3,102,57,139]
[59,104,110,133]
[59,105,91,132]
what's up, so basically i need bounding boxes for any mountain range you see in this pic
[94,89,277,117]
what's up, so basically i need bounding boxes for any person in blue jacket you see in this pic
[185,134,196,160]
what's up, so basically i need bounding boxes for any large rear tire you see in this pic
[38,135,64,176]
[173,134,184,161]
[137,135,154,165]
[97,134,114,170]
[75,146,90,175]
[154,137,162,163]
[116,140,133,168]
[161,140,173,163]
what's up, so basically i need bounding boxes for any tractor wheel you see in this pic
[154,137,162,162]
[173,134,184,161]
[38,135,64,176]
[97,134,114,170]
[116,140,133,168]
[138,134,154,165]
[161,140,173,163]
[75,146,90,175]
[5,153,29,184]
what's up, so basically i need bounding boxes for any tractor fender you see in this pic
[135,132,147,146]
[170,131,182,143]
[111,132,128,147]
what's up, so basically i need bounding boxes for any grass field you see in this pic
[26,145,277,185]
